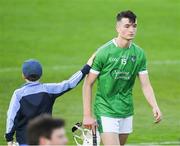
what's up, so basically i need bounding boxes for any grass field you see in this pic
[0,0,180,145]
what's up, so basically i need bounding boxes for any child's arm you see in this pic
[44,64,90,98]
[5,91,20,144]
[45,53,96,98]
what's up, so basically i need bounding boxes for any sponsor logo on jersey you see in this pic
[110,68,131,80]
[109,57,119,62]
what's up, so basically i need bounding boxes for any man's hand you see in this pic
[152,106,162,123]
[83,115,96,129]
[86,52,96,67]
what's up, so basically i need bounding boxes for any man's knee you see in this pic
[101,133,120,145]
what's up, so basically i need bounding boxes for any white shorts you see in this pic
[98,116,133,134]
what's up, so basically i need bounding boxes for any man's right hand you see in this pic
[83,115,96,129]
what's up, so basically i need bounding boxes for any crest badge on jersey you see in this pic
[131,55,136,62]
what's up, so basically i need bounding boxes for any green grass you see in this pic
[0,0,180,145]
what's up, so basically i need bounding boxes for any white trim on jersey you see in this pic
[112,38,132,48]
[90,69,100,75]
[112,39,118,47]
[138,70,148,74]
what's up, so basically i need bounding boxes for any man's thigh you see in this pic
[97,116,133,145]
[119,134,129,146]
[101,132,120,146]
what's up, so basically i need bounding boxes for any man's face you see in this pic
[116,18,137,40]
[40,128,68,145]
[50,128,68,145]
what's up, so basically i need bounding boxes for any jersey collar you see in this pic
[112,38,132,49]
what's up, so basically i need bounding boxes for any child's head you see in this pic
[22,59,42,82]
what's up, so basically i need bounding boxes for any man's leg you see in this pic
[119,134,129,146]
[118,116,133,145]
[101,133,120,146]
[97,116,120,146]
[97,116,132,146]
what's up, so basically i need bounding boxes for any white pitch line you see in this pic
[127,141,180,145]
[0,65,80,73]
[150,60,180,65]
[0,60,180,73]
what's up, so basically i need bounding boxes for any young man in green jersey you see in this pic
[82,10,162,146]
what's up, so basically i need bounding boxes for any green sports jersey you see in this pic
[91,39,147,118]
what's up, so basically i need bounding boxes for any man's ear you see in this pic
[39,136,50,145]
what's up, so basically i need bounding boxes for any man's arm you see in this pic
[138,73,162,123]
[83,72,98,128]
[82,48,104,128]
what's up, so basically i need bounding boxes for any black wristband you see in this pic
[81,64,91,74]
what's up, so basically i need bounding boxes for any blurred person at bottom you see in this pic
[27,114,67,146]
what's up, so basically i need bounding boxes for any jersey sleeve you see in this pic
[5,91,20,142]
[138,51,148,74]
[90,49,105,75]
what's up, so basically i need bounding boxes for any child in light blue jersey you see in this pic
[5,54,95,146]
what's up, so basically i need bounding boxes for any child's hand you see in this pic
[7,141,13,146]
[87,52,96,66]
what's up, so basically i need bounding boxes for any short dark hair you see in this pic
[27,114,65,145]
[25,74,40,81]
[116,10,137,23]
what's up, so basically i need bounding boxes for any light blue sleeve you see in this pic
[44,71,83,98]
[6,91,20,141]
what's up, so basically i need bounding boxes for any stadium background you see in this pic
[0,0,180,145]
